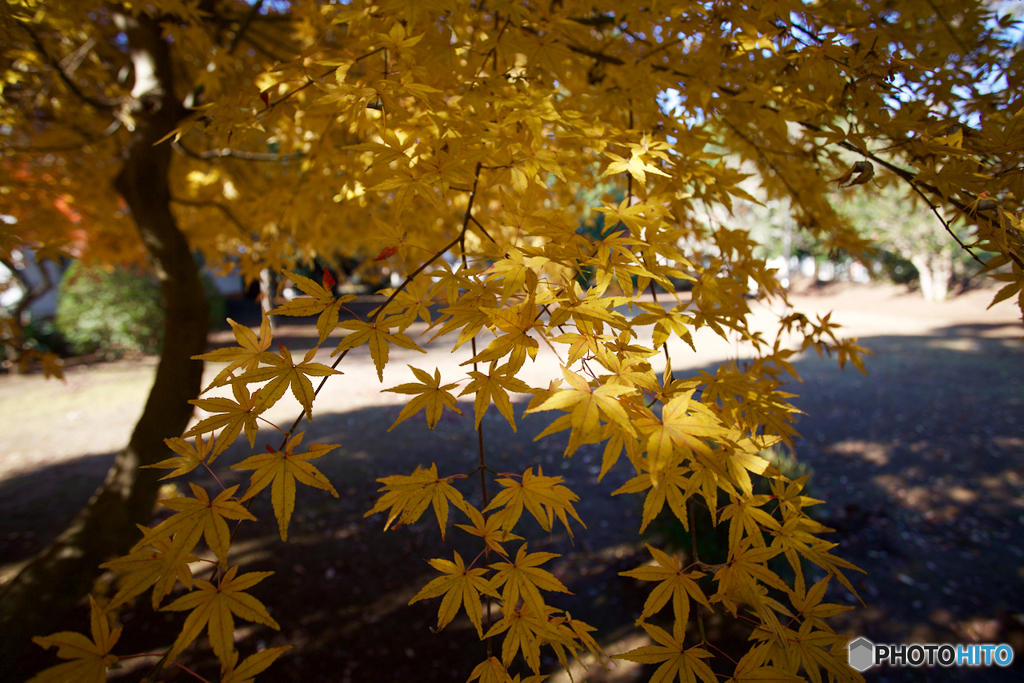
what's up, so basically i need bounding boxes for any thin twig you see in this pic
[170,197,251,237]
[227,0,265,55]
[469,214,497,243]
[9,119,122,152]
[277,163,485,449]
[688,498,709,646]
[904,181,986,267]
[173,139,301,162]
[22,24,118,110]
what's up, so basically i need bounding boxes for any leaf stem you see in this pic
[688,497,708,647]
[172,659,214,683]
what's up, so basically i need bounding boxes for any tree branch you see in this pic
[245,22,303,60]
[22,24,119,111]
[722,118,813,222]
[170,197,251,237]
[239,34,289,64]
[903,178,987,267]
[10,119,123,153]
[0,256,55,322]
[172,139,301,162]
[226,0,265,55]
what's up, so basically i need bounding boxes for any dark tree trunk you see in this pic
[0,13,208,677]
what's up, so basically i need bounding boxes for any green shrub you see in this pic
[55,261,225,358]
[18,317,68,356]
[875,250,919,285]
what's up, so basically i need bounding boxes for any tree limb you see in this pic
[22,23,119,111]
[172,139,300,162]
[9,119,122,153]
[171,196,251,237]
[226,0,265,55]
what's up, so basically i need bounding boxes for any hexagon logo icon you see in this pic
[848,637,875,672]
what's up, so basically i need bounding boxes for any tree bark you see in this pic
[911,251,954,302]
[0,13,208,677]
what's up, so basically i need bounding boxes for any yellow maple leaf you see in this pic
[381,277,436,328]
[459,361,532,432]
[193,313,273,392]
[784,620,861,683]
[221,646,292,683]
[635,390,732,474]
[721,494,781,553]
[525,366,637,457]
[466,297,542,373]
[788,575,853,633]
[719,438,774,496]
[101,524,199,610]
[598,423,644,480]
[486,248,543,305]
[454,505,523,558]
[834,337,871,375]
[270,270,355,343]
[484,467,586,538]
[620,544,713,626]
[726,644,803,683]
[711,540,789,615]
[483,602,555,674]
[144,433,214,480]
[333,319,424,381]
[613,621,717,683]
[363,463,471,540]
[430,296,493,349]
[163,565,279,667]
[133,483,256,566]
[184,381,260,461]
[467,656,513,683]
[30,597,120,683]
[386,365,463,430]
[551,331,601,367]
[235,343,341,419]
[592,345,660,393]
[611,461,699,532]
[770,516,865,601]
[488,544,572,627]
[408,551,500,637]
[230,431,339,541]
[632,302,696,350]
[544,612,611,673]
[603,147,672,187]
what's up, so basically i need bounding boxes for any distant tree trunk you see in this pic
[0,13,208,676]
[260,267,278,331]
[910,251,954,301]
[0,253,57,374]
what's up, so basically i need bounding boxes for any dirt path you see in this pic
[0,283,1021,682]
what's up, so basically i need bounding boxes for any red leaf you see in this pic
[374,245,399,261]
[322,268,336,291]
[266,445,276,453]
[260,91,270,106]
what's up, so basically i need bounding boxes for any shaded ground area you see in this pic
[0,284,1022,682]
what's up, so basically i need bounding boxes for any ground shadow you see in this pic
[0,451,118,565]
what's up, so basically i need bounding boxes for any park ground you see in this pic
[0,281,1022,682]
